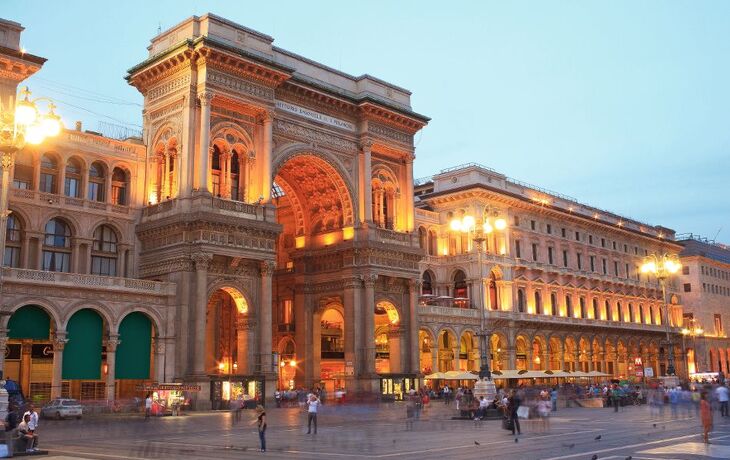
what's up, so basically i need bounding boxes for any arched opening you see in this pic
[488,271,499,310]
[592,298,599,320]
[115,312,154,398]
[64,158,83,198]
[578,337,590,372]
[428,229,437,256]
[211,144,223,196]
[39,153,59,194]
[549,337,562,370]
[205,287,258,409]
[617,341,628,378]
[12,150,33,189]
[111,168,129,205]
[604,300,611,321]
[371,169,398,230]
[152,132,178,202]
[4,212,23,268]
[418,227,427,250]
[91,225,118,276]
[592,338,603,372]
[437,330,457,372]
[459,331,477,371]
[515,336,528,370]
[6,305,54,399]
[453,270,468,307]
[565,295,573,318]
[550,292,557,316]
[579,297,586,318]
[88,162,106,202]
[490,334,507,371]
[278,338,296,390]
[419,330,434,374]
[64,308,106,399]
[319,307,345,393]
[421,270,433,296]
[532,337,545,370]
[374,301,401,374]
[43,218,72,272]
[564,337,576,371]
[605,341,617,376]
[516,288,525,313]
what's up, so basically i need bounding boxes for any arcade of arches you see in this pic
[2,305,157,401]
[419,327,685,379]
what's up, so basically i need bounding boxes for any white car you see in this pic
[41,398,83,420]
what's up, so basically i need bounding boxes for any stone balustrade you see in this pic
[12,188,131,215]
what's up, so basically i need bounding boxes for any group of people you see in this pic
[274,387,330,408]
[4,402,40,454]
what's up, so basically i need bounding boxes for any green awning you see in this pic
[115,312,152,380]
[63,309,102,380]
[8,305,51,340]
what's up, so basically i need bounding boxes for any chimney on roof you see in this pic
[75,121,82,131]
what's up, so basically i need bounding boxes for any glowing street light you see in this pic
[640,253,682,376]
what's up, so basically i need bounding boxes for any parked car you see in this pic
[41,399,83,419]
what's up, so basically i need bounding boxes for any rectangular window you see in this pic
[625,263,630,278]
[562,250,568,268]
[548,247,554,265]
[682,266,689,275]
[12,179,30,189]
[683,283,692,292]
[561,228,566,238]
[623,244,628,253]
[42,251,70,272]
[532,243,538,262]
[281,299,294,324]
[515,240,521,258]
[3,247,20,268]
[612,241,616,250]
[634,246,638,255]
[39,174,55,193]
[111,185,126,205]
[91,256,117,276]
[514,216,520,226]
[547,224,552,234]
[715,314,723,336]
[64,178,80,198]
[575,231,580,241]
[88,182,101,201]
[590,256,595,272]
[614,261,619,276]
[577,253,583,270]
[531,220,536,231]
[601,238,606,248]
[589,235,594,245]
[602,258,607,275]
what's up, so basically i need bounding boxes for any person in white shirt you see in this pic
[17,414,38,453]
[306,394,320,434]
[144,394,153,420]
[715,384,729,417]
[22,405,38,431]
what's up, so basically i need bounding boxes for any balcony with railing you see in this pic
[142,194,276,223]
[11,188,131,215]
[2,267,176,296]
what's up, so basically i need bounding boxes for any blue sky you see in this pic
[5,0,729,241]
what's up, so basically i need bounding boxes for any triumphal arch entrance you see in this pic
[127,14,428,407]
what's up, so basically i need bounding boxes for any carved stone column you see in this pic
[404,155,414,231]
[105,335,120,400]
[20,340,31,397]
[388,327,402,374]
[259,261,274,374]
[261,111,273,202]
[0,329,8,381]
[197,91,213,193]
[431,340,439,373]
[192,253,212,375]
[154,337,166,383]
[362,274,377,376]
[362,140,373,223]
[408,280,420,374]
[51,332,68,399]
[236,317,254,375]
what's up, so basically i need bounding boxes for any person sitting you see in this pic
[17,414,39,453]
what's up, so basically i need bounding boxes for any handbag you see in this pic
[516,406,530,419]
[501,416,514,431]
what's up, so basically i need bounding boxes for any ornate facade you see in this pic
[413,164,687,381]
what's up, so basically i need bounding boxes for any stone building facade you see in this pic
[413,164,687,381]
[677,235,730,376]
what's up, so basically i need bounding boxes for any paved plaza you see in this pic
[30,403,730,460]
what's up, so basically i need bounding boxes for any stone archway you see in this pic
[205,287,251,376]
[374,300,402,374]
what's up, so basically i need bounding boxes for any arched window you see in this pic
[593,298,599,319]
[230,151,241,201]
[617,302,624,322]
[372,171,397,230]
[12,153,33,189]
[488,272,499,310]
[40,154,58,194]
[448,232,457,256]
[3,213,22,267]
[655,306,662,325]
[639,304,646,324]
[418,227,427,250]
[580,297,586,318]
[91,225,118,276]
[427,230,437,256]
[629,303,635,323]
[88,162,106,202]
[550,293,557,316]
[422,271,433,295]
[211,145,222,197]
[535,291,542,315]
[517,289,525,313]
[604,300,611,321]
[111,168,128,205]
[64,158,82,198]
[42,218,71,272]
[453,270,467,299]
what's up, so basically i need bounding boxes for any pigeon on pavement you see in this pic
[594,435,602,441]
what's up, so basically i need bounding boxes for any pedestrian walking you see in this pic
[508,390,522,436]
[550,387,558,412]
[233,394,243,424]
[715,384,729,417]
[306,394,320,434]
[700,391,713,444]
[255,405,267,452]
[144,393,152,420]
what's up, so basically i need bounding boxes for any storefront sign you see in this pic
[136,383,201,392]
[275,100,356,132]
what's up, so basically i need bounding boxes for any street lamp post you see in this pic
[0,86,62,304]
[450,212,507,384]
[640,253,681,377]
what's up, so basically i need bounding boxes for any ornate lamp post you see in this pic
[450,212,506,388]
[681,318,703,377]
[0,86,62,287]
[640,253,681,376]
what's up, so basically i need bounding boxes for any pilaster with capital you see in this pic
[408,279,421,373]
[51,332,68,399]
[192,252,212,375]
[105,335,120,400]
[260,110,273,202]
[362,274,377,376]
[259,261,274,374]
[361,140,373,223]
[196,91,214,193]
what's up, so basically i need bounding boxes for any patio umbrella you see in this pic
[425,372,446,380]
